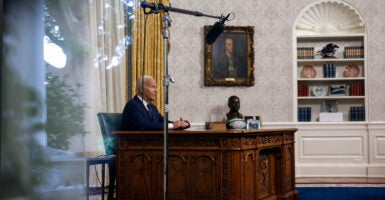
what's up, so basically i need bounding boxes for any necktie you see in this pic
[147,104,153,121]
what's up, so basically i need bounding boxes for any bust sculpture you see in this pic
[226,95,243,120]
[226,95,246,129]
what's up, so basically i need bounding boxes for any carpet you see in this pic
[296,187,385,200]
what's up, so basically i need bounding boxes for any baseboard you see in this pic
[368,165,385,178]
[296,164,368,177]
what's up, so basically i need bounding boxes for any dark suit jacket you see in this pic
[121,95,167,130]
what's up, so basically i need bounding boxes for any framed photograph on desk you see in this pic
[203,26,255,86]
[244,115,261,130]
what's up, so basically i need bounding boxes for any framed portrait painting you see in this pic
[204,26,255,86]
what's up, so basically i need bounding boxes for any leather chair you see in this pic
[97,113,122,200]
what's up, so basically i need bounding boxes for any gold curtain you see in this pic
[130,0,170,112]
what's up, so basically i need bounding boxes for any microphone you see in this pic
[140,1,161,14]
[205,13,231,44]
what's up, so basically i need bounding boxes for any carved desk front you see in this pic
[113,128,298,200]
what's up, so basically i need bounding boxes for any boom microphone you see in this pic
[140,1,156,9]
[140,1,161,14]
[205,13,231,44]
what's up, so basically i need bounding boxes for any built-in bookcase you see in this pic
[294,1,367,123]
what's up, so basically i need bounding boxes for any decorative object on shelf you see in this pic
[344,65,360,77]
[244,115,261,130]
[226,118,246,129]
[329,84,346,95]
[312,85,328,97]
[317,43,339,58]
[301,65,316,78]
[319,112,343,122]
[322,100,338,113]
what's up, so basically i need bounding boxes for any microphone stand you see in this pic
[161,13,171,200]
[141,2,225,199]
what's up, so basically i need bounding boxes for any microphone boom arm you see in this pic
[141,1,223,20]
[164,6,221,20]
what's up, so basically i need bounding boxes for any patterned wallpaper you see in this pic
[165,0,385,123]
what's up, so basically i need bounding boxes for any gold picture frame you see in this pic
[204,26,255,86]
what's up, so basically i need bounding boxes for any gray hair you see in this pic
[136,75,153,94]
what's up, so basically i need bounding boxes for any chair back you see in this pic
[97,113,122,155]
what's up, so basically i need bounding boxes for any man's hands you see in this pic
[173,117,190,130]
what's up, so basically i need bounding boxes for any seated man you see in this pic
[121,75,190,131]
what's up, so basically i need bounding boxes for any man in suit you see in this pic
[121,75,190,131]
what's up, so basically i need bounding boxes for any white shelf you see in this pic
[294,0,367,123]
[298,58,364,63]
[298,96,365,100]
[297,34,366,39]
[298,77,365,81]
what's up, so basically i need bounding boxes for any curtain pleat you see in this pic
[90,0,127,113]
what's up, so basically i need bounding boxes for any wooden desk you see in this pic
[113,128,298,200]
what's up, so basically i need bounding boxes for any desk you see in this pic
[113,128,297,200]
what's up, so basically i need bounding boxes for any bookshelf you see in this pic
[294,1,367,123]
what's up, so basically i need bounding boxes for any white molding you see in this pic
[368,165,385,178]
[295,0,365,35]
[296,164,368,177]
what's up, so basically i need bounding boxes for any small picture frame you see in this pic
[322,100,338,113]
[329,84,346,96]
[244,115,261,130]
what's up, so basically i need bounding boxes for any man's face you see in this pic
[142,77,157,102]
[229,97,240,111]
[225,38,234,54]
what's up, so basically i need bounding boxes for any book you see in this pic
[298,107,311,122]
[344,46,364,58]
[350,106,365,121]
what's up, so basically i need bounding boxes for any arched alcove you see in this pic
[293,0,367,123]
[295,0,366,35]
[293,0,373,178]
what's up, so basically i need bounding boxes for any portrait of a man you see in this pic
[204,26,254,86]
[212,34,248,78]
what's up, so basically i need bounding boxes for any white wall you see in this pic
[165,0,385,177]
[166,0,385,124]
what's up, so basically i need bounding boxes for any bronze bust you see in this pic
[226,95,243,120]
